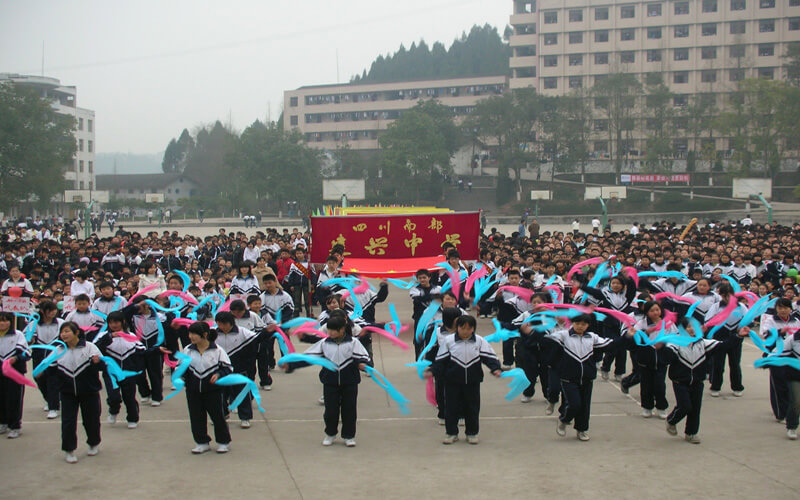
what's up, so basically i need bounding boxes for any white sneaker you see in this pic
[466,435,479,445]
[709,391,720,398]
[141,397,151,404]
[437,418,445,426]
[317,395,325,406]
[614,373,623,382]
[684,434,701,444]
[260,385,272,391]
[520,395,533,403]
[7,429,20,439]
[345,439,356,447]
[556,420,567,437]
[107,414,117,425]
[545,402,554,415]
[191,443,211,454]
[577,431,590,441]
[240,420,251,429]
[501,363,514,371]
[0,424,8,434]
[47,410,59,420]
[65,451,78,464]
[657,409,668,420]
[732,391,743,397]
[666,423,678,436]
[600,370,609,381]
[442,434,459,444]
[322,435,335,446]
[150,400,161,407]
[127,422,138,429]
[43,404,49,412]
[788,429,798,440]
[641,409,653,418]
[87,445,99,456]
[216,443,230,453]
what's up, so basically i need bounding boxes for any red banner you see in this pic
[310,212,480,263]
[621,174,690,183]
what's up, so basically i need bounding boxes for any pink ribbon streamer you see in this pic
[566,257,605,282]
[127,282,162,305]
[465,266,488,295]
[425,377,437,407]
[363,326,411,350]
[653,292,697,304]
[163,352,179,368]
[352,277,370,294]
[217,298,233,312]
[705,299,739,327]
[444,267,462,302]
[292,322,329,339]
[274,326,296,353]
[624,267,640,287]
[544,285,563,304]
[594,307,636,326]
[170,318,214,329]
[2,358,36,388]
[499,286,535,303]
[735,291,758,307]
[115,332,141,342]
[160,290,199,305]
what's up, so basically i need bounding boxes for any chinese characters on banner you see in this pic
[310,212,480,263]
[620,174,690,183]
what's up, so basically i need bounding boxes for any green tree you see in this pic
[642,75,675,172]
[592,73,642,182]
[183,121,236,195]
[552,90,592,183]
[783,42,800,86]
[0,83,76,209]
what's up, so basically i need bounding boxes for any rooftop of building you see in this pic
[294,74,507,91]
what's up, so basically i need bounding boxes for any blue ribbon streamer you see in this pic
[387,278,417,290]
[100,356,141,389]
[16,312,40,343]
[280,317,318,329]
[719,274,743,294]
[500,368,531,401]
[174,270,192,292]
[472,276,499,305]
[164,352,192,400]
[277,353,338,371]
[740,296,777,328]
[748,328,781,355]
[214,373,265,413]
[405,324,440,379]
[30,341,67,377]
[638,271,689,281]
[272,331,291,356]
[386,303,403,336]
[364,365,411,414]
[483,319,520,343]
[415,301,440,342]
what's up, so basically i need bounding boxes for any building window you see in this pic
[730,45,746,57]
[544,55,558,67]
[648,27,662,39]
[79,181,84,189]
[675,25,689,38]
[79,160,84,172]
[595,97,609,109]
[730,68,745,81]
[792,0,800,6]
[673,72,689,84]
[569,54,583,66]
[675,118,688,129]
[78,139,83,151]
[620,5,635,18]
[594,120,608,131]
[88,182,93,190]
[674,48,689,61]
[78,118,84,130]
[620,29,635,41]
[569,76,583,89]
[595,75,608,85]
[290,115,298,126]
[569,9,583,22]
[701,70,717,82]
[759,0,774,8]
[648,3,662,16]
[673,95,688,107]
[675,1,689,14]
[701,47,717,59]
[731,0,746,10]
[594,53,609,64]
[88,140,93,153]
[790,18,800,31]
[87,119,93,133]
[758,67,775,79]
[730,21,746,34]
[543,77,558,89]
[290,96,298,107]
[647,50,662,62]
[88,161,93,173]
[702,0,718,12]
[760,19,775,32]
[595,30,609,42]
[544,34,557,45]
[620,51,635,63]
[569,32,583,43]
[759,43,775,56]
[674,139,689,152]
[544,11,557,23]
[595,7,609,20]
[702,23,717,36]
[594,141,608,152]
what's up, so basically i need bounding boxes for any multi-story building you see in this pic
[283,76,507,150]
[508,0,800,155]
[0,73,97,194]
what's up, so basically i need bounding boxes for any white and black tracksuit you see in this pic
[289,336,370,440]
[760,313,800,421]
[491,289,532,366]
[235,312,272,387]
[625,319,676,412]
[63,310,105,342]
[31,319,64,412]
[409,284,441,357]
[511,312,551,399]
[546,329,615,432]
[681,292,720,322]
[97,333,145,423]
[662,339,720,435]
[580,278,637,376]
[229,275,260,297]
[123,305,167,402]
[51,340,103,452]
[0,330,31,430]
[181,343,233,445]
[92,296,124,316]
[215,326,260,420]
[645,278,697,312]
[704,301,747,392]
[260,289,295,368]
[430,333,501,437]
[423,325,454,420]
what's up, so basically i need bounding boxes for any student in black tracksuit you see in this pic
[214,312,261,429]
[47,321,103,464]
[757,298,800,422]
[343,278,389,365]
[427,315,502,445]
[31,301,64,418]
[703,284,748,397]
[490,269,531,369]
[182,321,233,454]
[510,293,556,404]
[547,314,615,441]
[122,296,168,406]
[97,311,144,428]
[286,312,370,447]
[625,301,673,419]
[409,269,441,358]
[0,311,30,438]
[424,307,462,424]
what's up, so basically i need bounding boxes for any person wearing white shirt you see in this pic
[740,215,753,226]
[591,218,601,230]
[70,271,96,300]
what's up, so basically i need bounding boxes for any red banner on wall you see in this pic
[310,212,480,263]
[621,174,690,183]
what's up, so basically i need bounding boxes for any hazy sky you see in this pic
[1,0,509,155]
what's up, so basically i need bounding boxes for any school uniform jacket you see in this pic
[546,329,613,382]
[181,342,233,393]
[344,283,389,324]
[492,289,532,324]
[625,319,678,369]
[409,284,442,321]
[235,312,268,333]
[0,330,31,374]
[703,301,748,338]
[259,289,294,323]
[92,295,124,316]
[229,275,260,296]
[100,333,145,372]
[52,340,103,395]
[760,313,800,341]
[122,306,166,350]
[214,325,260,372]
[32,319,65,346]
[681,292,720,321]
[431,333,501,385]
[292,336,370,386]
[647,277,697,297]
[662,339,720,385]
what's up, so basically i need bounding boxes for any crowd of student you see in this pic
[0,218,799,463]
